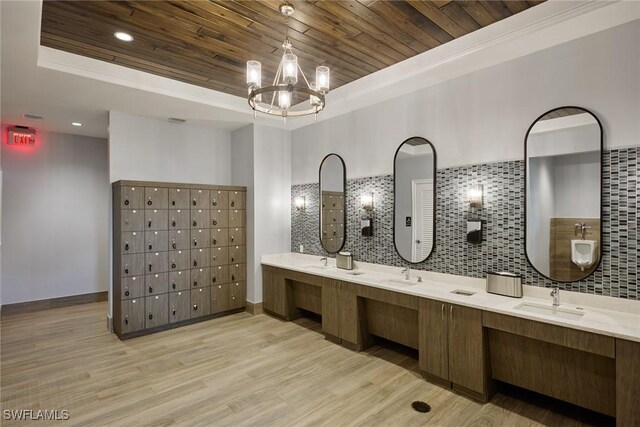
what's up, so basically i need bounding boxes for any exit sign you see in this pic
[7,127,36,145]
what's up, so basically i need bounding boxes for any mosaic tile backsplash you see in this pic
[291,147,638,299]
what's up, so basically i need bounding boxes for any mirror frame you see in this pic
[318,153,347,254]
[392,136,437,264]
[524,106,604,283]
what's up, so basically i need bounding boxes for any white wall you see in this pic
[230,125,255,301]
[109,111,232,184]
[527,156,555,275]
[231,124,291,304]
[1,129,109,304]
[108,111,233,315]
[320,155,344,192]
[253,124,291,303]
[291,21,640,184]
[553,152,600,218]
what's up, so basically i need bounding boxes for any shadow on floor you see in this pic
[491,382,615,427]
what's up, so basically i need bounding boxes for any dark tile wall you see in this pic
[291,147,638,299]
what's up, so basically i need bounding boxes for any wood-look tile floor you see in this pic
[1,302,611,426]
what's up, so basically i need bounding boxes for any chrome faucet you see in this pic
[550,286,560,306]
[401,267,411,280]
[320,257,328,267]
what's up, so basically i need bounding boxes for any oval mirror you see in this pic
[525,107,602,282]
[393,137,436,263]
[319,154,346,254]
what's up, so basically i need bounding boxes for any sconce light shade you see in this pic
[295,196,306,212]
[361,192,374,211]
[469,185,483,208]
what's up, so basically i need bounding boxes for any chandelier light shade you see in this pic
[278,91,291,109]
[247,3,329,121]
[246,60,261,86]
[282,54,298,84]
[309,83,321,108]
[315,66,330,92]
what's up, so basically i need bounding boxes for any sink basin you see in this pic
[515,303,584,320]
[301,264,333,271]
[380,278,420,287]
[451,289,476,296]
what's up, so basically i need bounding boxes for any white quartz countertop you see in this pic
[262,253,640,343]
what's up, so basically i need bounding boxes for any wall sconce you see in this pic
[295,196,306,212]
[361,192,374,211]
[468,185,483,209]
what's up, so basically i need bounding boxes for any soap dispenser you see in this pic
[467,220,482,243]
[361,218,373,237]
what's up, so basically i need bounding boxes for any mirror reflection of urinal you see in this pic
[571,240,597,271]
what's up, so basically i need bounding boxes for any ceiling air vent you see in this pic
[22,113,44,120]
[168,117,186,124]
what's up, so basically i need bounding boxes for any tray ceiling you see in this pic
[40,1,543,99]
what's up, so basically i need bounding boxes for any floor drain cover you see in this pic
[411,401,431,413]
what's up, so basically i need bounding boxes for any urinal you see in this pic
[571,240,597,271]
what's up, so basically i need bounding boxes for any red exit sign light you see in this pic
[8,126,36,145]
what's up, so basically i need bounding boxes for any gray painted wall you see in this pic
[1,129,109,304]
[291,21,639,183]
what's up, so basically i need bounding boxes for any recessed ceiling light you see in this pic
[114,31,133,42]
[72,122,82,127]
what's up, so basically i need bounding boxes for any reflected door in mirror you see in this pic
[394,137,436,263]
[319,154,346,254]
[525,107,602,282]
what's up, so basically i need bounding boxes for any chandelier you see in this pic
[246,3,330,121]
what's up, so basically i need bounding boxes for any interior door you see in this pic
[412,179,434,261]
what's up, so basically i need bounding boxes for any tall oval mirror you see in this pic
[394,137,436,263]
[319,154,346,254]
[525,107,602,282]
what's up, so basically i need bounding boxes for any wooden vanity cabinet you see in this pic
[262,266,323,320]
[419,299,488,401]
[321,278,342,343]
[262,265,286,317]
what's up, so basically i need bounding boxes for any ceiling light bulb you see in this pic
[72,122,82,127]
[316,66,330,92]
[282,54,298,84]
[278,91,291,109]
[246,60,261,86]
[114,32,133,42]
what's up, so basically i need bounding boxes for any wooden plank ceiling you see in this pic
[41,1,543,99]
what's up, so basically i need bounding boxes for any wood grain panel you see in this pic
[616,339,640,426]
[40,1,540,98]
[418,298,449,380]
[364,299,419,349]
[292,280,322,315]
[281,269,323,287]
[488,330,616,416]
[321,278,342,339]
[448,304,485,396]
[339,281,362,348]
[355,285,418,309]
[483,311,615,358]
[1,301,613,427]
[549,217,601,281]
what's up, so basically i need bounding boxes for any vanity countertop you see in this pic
[262,253,640,343]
